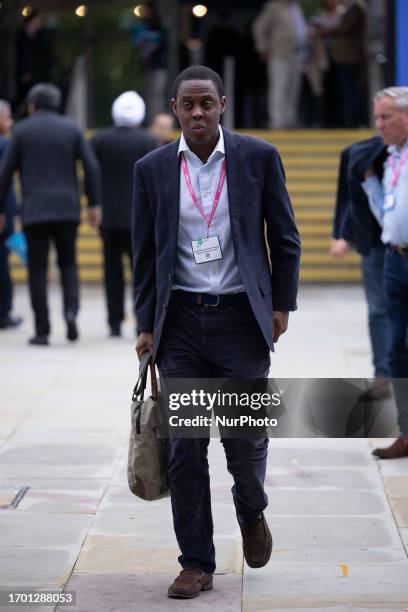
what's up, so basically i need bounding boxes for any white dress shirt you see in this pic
[362,138,408,246]
[172,128,245,294]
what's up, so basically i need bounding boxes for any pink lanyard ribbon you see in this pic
[388,148,408,189]
[181,153,226,236]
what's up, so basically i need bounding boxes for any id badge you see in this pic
[383,192,396,212]
[191,235,223,264]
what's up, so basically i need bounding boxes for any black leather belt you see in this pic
[171,290,248,307]
[389,244,408,256]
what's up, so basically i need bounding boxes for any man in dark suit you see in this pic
[132,65,301,599]
[0,83,101,345]
[91,91,157,337]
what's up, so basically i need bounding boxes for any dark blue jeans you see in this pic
[156,294,271,574]
[384,249,408,437]
[361,245,390,378]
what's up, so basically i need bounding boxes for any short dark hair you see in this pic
[173,65,224,99]
[27,83,61,111]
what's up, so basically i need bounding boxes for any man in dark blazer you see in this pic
[91,91,157,337]
[0,83,101,346]
[132,65,300,599]
[331,136,390,400]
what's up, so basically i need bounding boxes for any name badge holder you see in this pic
[191,235,223,264]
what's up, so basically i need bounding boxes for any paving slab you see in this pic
[262,466,381,490]
[264,489,388,516]
[62,573,242,612]
[0,513,93,547]
[0,548,80,586]
[74,534,243,575]
[242,562,408,610]
[264,516,402,549]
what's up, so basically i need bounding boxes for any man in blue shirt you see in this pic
[363,87,408,459]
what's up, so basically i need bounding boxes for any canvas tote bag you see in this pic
[127,352,169,501]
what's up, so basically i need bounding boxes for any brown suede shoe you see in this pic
[240,516,273,568]
[372,437,408,459]
[167,568,213,599]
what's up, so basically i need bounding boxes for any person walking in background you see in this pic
[308,0,344,127]
[91,91,157,337]
[133,65,300,598]
[362,87,408,459]
[0,100,22,330]
[318,0,367,127]
[252,0,308,129]
[132,2,168,123]
[331,135,390,400]
[0,83,101,346]
[148,112,174,146]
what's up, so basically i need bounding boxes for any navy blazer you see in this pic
[333,136,386,255]
[131,128,301,358]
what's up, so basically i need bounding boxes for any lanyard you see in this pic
[181,153,226,236]
[388,148,408,189]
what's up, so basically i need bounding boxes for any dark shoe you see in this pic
[66,318,78,342]
[0,315,23,329]
[362,377,392,401]
[240,515,272,568]
[167,569,213,599]
[110,323,121,337]
[28,335,48,346]
[372,437,408,459]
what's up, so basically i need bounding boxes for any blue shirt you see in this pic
[362,138,408,246]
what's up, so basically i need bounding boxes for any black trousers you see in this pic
[156,293,271,574]
[100,228,133,328]
[0,238,12,321]
[25,222,79,336]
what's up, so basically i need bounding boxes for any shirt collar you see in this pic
[178,126,224,162]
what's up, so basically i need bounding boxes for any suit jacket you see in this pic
[91,126,157,230]
[0,110,101,227]
[333,136,386,255]
[0,135,17,238]
[132,128,301,358]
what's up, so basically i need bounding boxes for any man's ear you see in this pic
[171,98,178,118]
[220,96,226,115]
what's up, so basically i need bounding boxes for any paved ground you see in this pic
[0,284,407,612]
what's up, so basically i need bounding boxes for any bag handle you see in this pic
[132,352,158,401]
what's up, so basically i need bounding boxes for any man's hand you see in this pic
[0,214,5,233]
[273,311,289,343]
[330,238,349,258]
[136,331,153,357]
[364,167,375,180]
[88,206,102,228]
